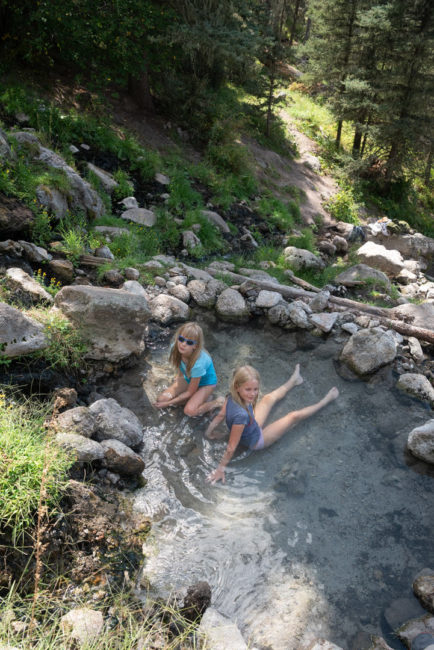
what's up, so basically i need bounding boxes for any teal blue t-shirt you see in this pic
[180,350,217,387]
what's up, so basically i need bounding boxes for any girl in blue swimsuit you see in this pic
[205,364,339,484]
[155,322,224,417]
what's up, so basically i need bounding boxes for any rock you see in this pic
[169,284,190,302]
[305,640,344,650]
[155,172,170,185]
[0,194,34,234]
[397,374,434,407]
[331,235,348,254]
[5,267,53,304]
[61,607,104,645]
[407,419,434,463]
[309,312,339,333]
[0,303,48,358]
[52,407,96,438]
[87,162,118,194]
[373,232,434,263]
[0,239,23,256]
[397,614,434,648]
[366,636,394,649]
[391,303,434,331]
[52,387,77,414]
[216,288,249,322]
[318,240,337,256]
[207,261,235,272]
[48,259,75,283]
[179,263,213,282]
[283,246,325,271]
[268,301,293,328]
[122,280,147,297]
[55,433,104,463]
[255,290,282,308]
[0,127,14,160]
[149,294,191,324]
[384,597,426,630]
[408,337,425,363]
[397,268,418,285]
[238,267,279,283]
[356,242,405,276]
[93,225,130,239]
[335,264,391,288]
[120,207,156,227]
[18,240,51,263]
[101,439,145,475]
[182,581,212,621]
[304,153,321,172]
[124,267,140,281]
[198,608,247,650]
[103,269,124,287]
[118,196,138,209]
[36,185,69,219]
[55,285,150,361]
[340,328,397,375]
[182,230,201,249]
[341,322,359,335]
[200,209,230,233]
[413,574,434,613]
[94,245,115,260]
[89,398,143,449]
[288,301,312,329]
[310,290,330,312]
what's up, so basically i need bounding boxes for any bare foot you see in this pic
[324,387,339,404]
[290,363,304,387]
[214,396,225,409]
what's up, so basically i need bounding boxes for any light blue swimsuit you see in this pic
[180,350,217,387]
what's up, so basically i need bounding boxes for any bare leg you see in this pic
[156,375,188,404]
[255,364,303,427]
[261,387,339,448]
[184,387,225,417]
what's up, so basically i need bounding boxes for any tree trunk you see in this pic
[352,123,363,157]
[424,140,433,186]
[336,120,343,148]
[289,0,301,46]
[128,67,154,113]
[266,61,276,137]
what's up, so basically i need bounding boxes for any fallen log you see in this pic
[207,268,434,344]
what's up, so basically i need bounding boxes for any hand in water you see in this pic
[206,467,225,484]
[154,400,172,409]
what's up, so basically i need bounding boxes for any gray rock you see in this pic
[397,614,434,648]
[93,225,130,240]
[407,419,434,464]
[408,337,425,363]
[179,263,213,282]
[187,279,222,308]
[414,574,434,613]
[55,285,150,361]
[119,196,139,209]
[310,290,330,312]
[207,260,235,272]
[121,207,156,227]
[102,269,126,287]
[36,185,69,219]
[89,398,143,449]
[305,641,344,650]
[169,284,190,303]
[48,259,75,283]
[0,127,13,160]
[309,312,339,333]
[122,280,147,297]
[101,439,145,475]
[357,242,405,277]
[374,232,434,262]
[52,407,96,438]
[94,245,115,260]
[55,433,104,463]
[268,301,293,328]
[124,267,140,281]
[391,303,434,331]
[216,288,249,322]
[0,303,48,358]
[287,300,312,329]
[256,290,282,308]
[149,293,191,324]
[200,209,230,233]
[340,327,397,375]
[304,153,321,172]
[183,230,201,249]
[155,172,170,186]
[341,322,359,335]
[6,267,53,304]
[198,608,247,650]
[0,239,23,256]
[366,636,394,650]
[283,246,325,271]
[238,267,279,283]
[61,607,104,645]
[87,162,118,194]
[318,240,337,256]
[335,264,390,288]
[0,195,35,234]
[18,240,52,263]
[397,374,434,407]
[331,235,348,254]
[397,268,418,285]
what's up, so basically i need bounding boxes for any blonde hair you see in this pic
[230,365,260,412]
[169,321,204,377]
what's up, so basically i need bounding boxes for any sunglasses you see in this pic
[178,335,197,346]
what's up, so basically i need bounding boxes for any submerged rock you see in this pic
[397,374,434,407]
[407,419,434,464]
[198,608,247,650]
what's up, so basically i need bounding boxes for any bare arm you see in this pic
[206,423,244,484]
[155,375,200,408]
[204,399,227,438]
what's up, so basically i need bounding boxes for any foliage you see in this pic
[324,187,360,224]
[183,209,226,254]
[166,168,203,215]
[28,309,89,370]
[112,169,134,202]
[31,210,53,248]
[256,195,299,230]
[287,228,317,252]
[0,392,72,543]
[34,269,62,297]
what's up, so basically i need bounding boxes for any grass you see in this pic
[27,308,89,370]
[0,392,73,544]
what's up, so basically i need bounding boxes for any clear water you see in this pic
[111,316,434,649]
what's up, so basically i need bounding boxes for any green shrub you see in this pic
[112,169,134,202]
[257,196,299,230]
[31,210,53,248]
[325,187,360,224]
[287,228,317,253]
[29,309,89,370]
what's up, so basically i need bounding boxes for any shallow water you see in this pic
[115,317,433,649]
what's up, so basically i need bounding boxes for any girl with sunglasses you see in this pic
[205,364,339,484]
[154,322,223,417]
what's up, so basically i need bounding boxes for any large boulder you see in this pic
[0,303,48,358]
[100,439,145,475]
[89,398,143,449]
[5,267,53,304]
[18,240,51,263]
[397,374,434,407]
[36,185,69,219]
[283,246,325,271]
[0,194,34,235]
[335,264,390,288]
[356,242,405,277]
[54,285,150,362]
[340,327,397,375]
[215,288,249,322]
[373,232,434,263]
[149,294,191,324]
[391,303,434,331]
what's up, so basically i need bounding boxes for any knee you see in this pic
[184,404,198,417]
